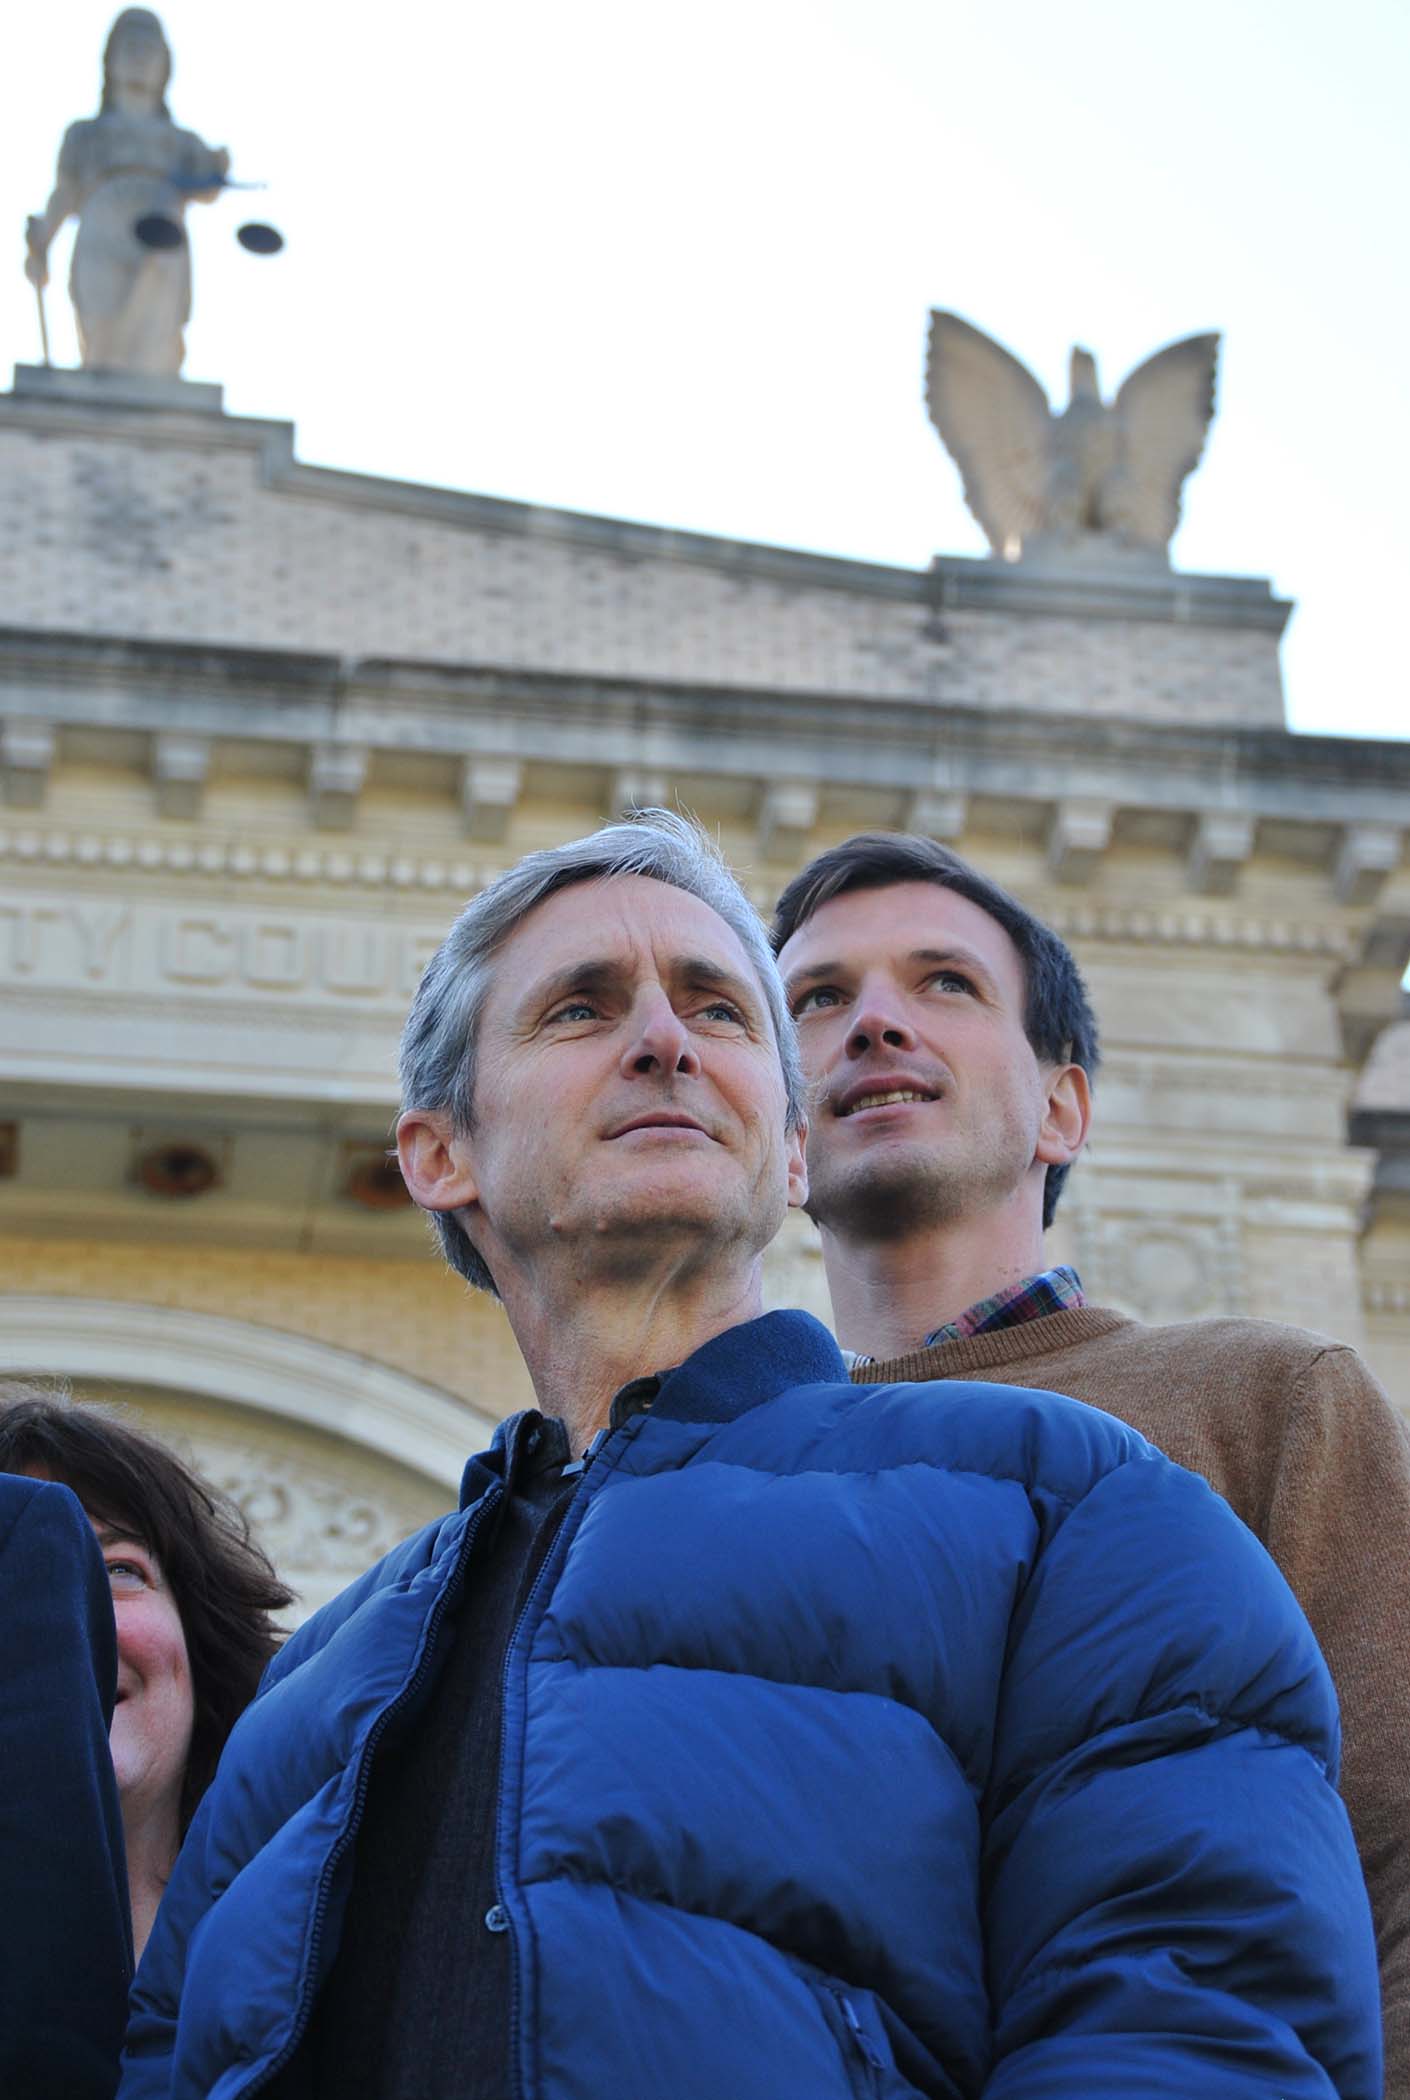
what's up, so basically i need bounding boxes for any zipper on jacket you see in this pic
[240,1485,504,2097]
[558,1424,613,1480]
[495,1416,639,2100]
[833,1988,886,2094]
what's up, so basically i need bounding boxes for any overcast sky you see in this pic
[5,0,1407,742]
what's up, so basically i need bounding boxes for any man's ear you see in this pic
[1035,1064,1092,1168]
[396,1110,480,1214]
[785,1116,809,1212]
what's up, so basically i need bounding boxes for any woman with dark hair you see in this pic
[0,1387,293,1955]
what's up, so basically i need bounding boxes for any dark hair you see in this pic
[0,1389,293,1831]
[771,833,1100,1227]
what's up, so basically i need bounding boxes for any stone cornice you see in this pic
[2,625,1408,820]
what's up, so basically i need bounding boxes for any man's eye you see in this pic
[547,1000,599,1024]
[792,986,843,1016]
[699,999,746,1025]
[928,971,975,995]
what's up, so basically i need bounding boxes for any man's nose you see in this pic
[846,985,917,1059]
[622,991,701,1077]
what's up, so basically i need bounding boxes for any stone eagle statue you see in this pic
[925,312,1219,564]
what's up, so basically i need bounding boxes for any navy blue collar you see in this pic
[647,1309,846,1426]
[472,1310,846,1506]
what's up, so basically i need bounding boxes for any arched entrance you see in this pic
[0,1296,495,1617]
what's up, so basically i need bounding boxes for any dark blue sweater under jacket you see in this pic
[120,1311,1380,2099]
[0,1472,132,2100]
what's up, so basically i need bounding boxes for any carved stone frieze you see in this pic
[189,1439,419,1578]
[1073,1208,1246,1324]
[156,1411,446,1616]
[1124,1229,1233,1322]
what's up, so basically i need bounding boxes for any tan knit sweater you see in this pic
[861,1306,1410,2096]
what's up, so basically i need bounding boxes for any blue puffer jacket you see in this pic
[120,1312,1380,2100]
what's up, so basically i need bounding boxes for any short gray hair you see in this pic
[399,810,805,1294]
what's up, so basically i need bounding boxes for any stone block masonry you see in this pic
[0,378,1288,730]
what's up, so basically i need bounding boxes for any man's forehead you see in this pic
[493,874,757,987]
[781,880,1023,981]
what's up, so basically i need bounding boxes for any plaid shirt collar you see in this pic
[848,1265,1085,1370]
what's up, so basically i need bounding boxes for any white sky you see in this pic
[5,0,1408,743]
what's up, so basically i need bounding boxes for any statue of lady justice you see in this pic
[24,9,229,375]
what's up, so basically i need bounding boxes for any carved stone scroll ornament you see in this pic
[185,1436,430,1581]
[925,312,1219,566]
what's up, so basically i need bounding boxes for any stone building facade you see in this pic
[1,363,1406,1613]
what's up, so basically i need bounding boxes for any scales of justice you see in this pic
[22,7,281,380]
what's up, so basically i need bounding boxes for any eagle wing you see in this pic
[925,312,1052,556]
[1110,333,1220,549]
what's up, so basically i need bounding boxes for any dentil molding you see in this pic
[0,821,1364,959]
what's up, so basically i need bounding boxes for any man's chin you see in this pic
[572,1162,785,1270]
[805,1147,963,1240]
[581,1174,742,1245]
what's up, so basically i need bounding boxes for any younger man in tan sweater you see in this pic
[774,832,1410,2094]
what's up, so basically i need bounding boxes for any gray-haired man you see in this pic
[121,815,1379,2100]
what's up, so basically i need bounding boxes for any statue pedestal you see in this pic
[927,550,1288,632]
[10,364,224,414]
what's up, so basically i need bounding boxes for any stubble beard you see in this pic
[805,1116,1031,1244]
[569,1155,786,1285]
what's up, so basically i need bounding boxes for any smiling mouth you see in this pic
[837,1088,936,1117]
